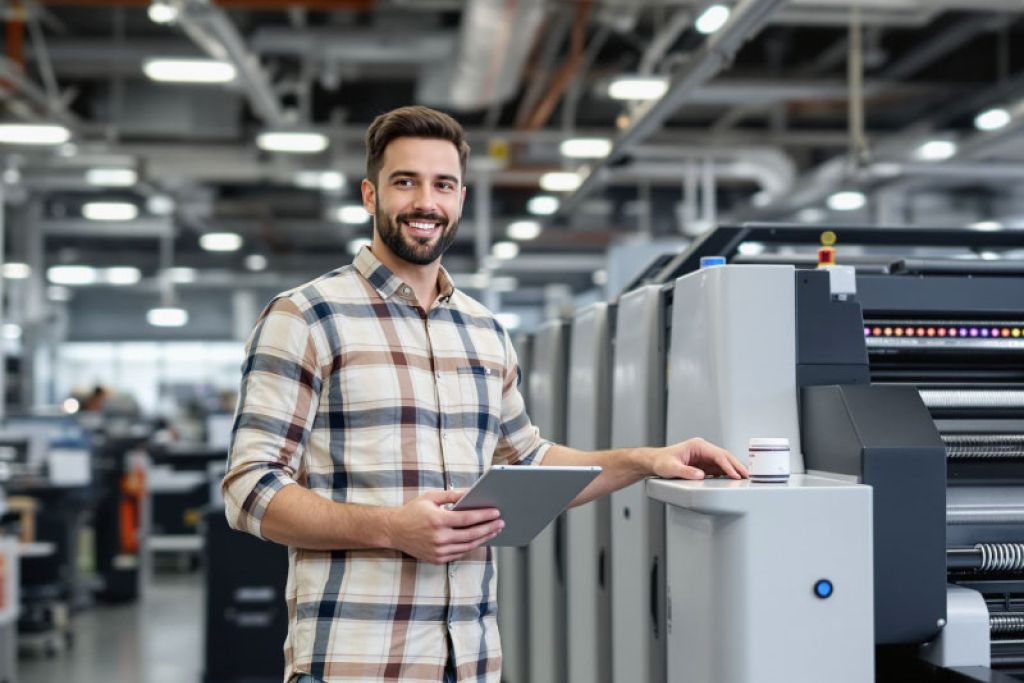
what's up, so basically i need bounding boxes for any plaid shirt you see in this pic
[223,246,551,683]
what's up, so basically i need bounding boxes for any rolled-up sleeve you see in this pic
[222,297,323,539]
[493,330,553,467]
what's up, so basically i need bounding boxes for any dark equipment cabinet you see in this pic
[203,508,288,683]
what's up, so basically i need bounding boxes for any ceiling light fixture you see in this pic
[168,267,197,284]
[257,131,329,154]
[560,138,612,159]
[0,123,71,146]
[147,307,189,327]
[974,108,1011,132]
[491,241,520,260]
[607,76,669,101]
[507,220,542,241]
[347,238,372,256]
[47,265,99,286]
[295,170,345,191]
[527,195,559,215]
[826,190,867,211]
[86,168,138,187]
[245,254,268,271]
[915,139,957,162]
[737,241,766,256]
[336,205,371,224]
[695,4,731,34]
[147,0,178,24]
[143,58,237,84]
[83,201,138,221]
[495,313,521,330]
[104,267,142,285]
[199,232,243,252]
[3,324,21,341]
[147,194,176,216]
[2,262,31,279]
[539,171,582,192]
[969,220,1003,231]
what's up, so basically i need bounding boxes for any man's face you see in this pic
[362,137,466,266]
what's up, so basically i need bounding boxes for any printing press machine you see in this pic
[643,225,1024,682]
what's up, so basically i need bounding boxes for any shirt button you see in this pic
[436,372,442,380]
[400,285,411,296]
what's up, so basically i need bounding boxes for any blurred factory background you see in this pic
[0,1,1022,682]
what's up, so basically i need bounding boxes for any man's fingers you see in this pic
[670,463,705,480]
[437,528,503,563]
[425,489,466,505]
[445,520,504,544]
[446,507,501,528]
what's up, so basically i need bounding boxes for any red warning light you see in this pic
[926,327,936,337]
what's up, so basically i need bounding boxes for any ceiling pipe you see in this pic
[523,0,593,130]
[553,0,787,220]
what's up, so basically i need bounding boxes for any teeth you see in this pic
[408,221,438,230]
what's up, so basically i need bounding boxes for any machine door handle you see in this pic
[554,516,564,584]
[650,556,660,638]
[598,549,606,589]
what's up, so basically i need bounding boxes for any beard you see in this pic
[374,197,459,266]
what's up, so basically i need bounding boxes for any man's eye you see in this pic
[395,179,414,188]
[437,182,455,191]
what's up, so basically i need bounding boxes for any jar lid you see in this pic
[749,437,790,448]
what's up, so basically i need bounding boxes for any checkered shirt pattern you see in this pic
[222,246,551,683]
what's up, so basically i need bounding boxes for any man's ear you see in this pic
[361,178,376,216]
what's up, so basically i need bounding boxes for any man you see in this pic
[222,105,747,683]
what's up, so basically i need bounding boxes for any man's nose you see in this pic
[411,185,439,212]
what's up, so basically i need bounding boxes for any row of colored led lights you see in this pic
[864,326,1024,338]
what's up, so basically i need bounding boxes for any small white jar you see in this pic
[748,437,791,483]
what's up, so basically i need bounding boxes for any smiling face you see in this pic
[362,137,467,267]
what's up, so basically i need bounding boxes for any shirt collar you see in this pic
[353,246,456,306]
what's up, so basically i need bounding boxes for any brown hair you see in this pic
[365,105,471,185]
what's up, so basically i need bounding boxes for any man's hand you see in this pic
[386,490,504,564]
[649,438,749,481]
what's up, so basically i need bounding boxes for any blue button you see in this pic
[700,256,726,268]
[814,579,833,599]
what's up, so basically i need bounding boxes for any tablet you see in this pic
[452,465,602,547]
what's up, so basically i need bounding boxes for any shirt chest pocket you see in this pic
[455,363,503,454]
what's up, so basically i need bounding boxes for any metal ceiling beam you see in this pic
[553,0,787,219]
[879,13,1007,82]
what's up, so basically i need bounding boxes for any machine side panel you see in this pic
[565,303,613,683]
[610,285,667,683]
[666,265,803,471]
[527,320,569,683]
[497,334,534,683]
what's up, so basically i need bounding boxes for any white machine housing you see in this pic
[565,302,613,683]
[609,284,668,683]
[666,264,804,471]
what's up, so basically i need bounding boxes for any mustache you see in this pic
[396,211,448,227]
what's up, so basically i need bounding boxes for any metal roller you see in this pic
[946,543,1024,571]
[943,434,1024,460]
[990,613,1024,636]
[920,389,1024,410]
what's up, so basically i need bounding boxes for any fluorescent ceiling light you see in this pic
[147,306,188,327]
[915,139,957,162]
[695,4,731,34]
[83,201,138,221]
[969,220,1003,231]
[48,265,99,286]
[147,1,179,24]
[144,58,236,84]
[539,171,582,192]
[48,286,71,301]
[560,138,612,159]
[199,232,243,252]
[827,190,866,211]
[491,241,520,260]
[980,251,999,261]
[974,108,1011,132]
[347,238,372,256]
[495,313,521,330]
[608,76,669,101]
[527,195,559,215]
[0,123,71,146]
[2,262,30,279]
[63,398,80,414]
[797,207,826,223]
[245,254,268,271]
[336,205,371,224]
[592,270,608,286]
[3,324,21,341]
[147,194,175,216]
[104,267,142,285]
[168,267,197,283]
[86,168,137,187]
[257,131,329,154]
[507,220,542,241]
[295,170,344,191]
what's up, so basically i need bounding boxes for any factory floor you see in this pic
[19,571,205,683]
